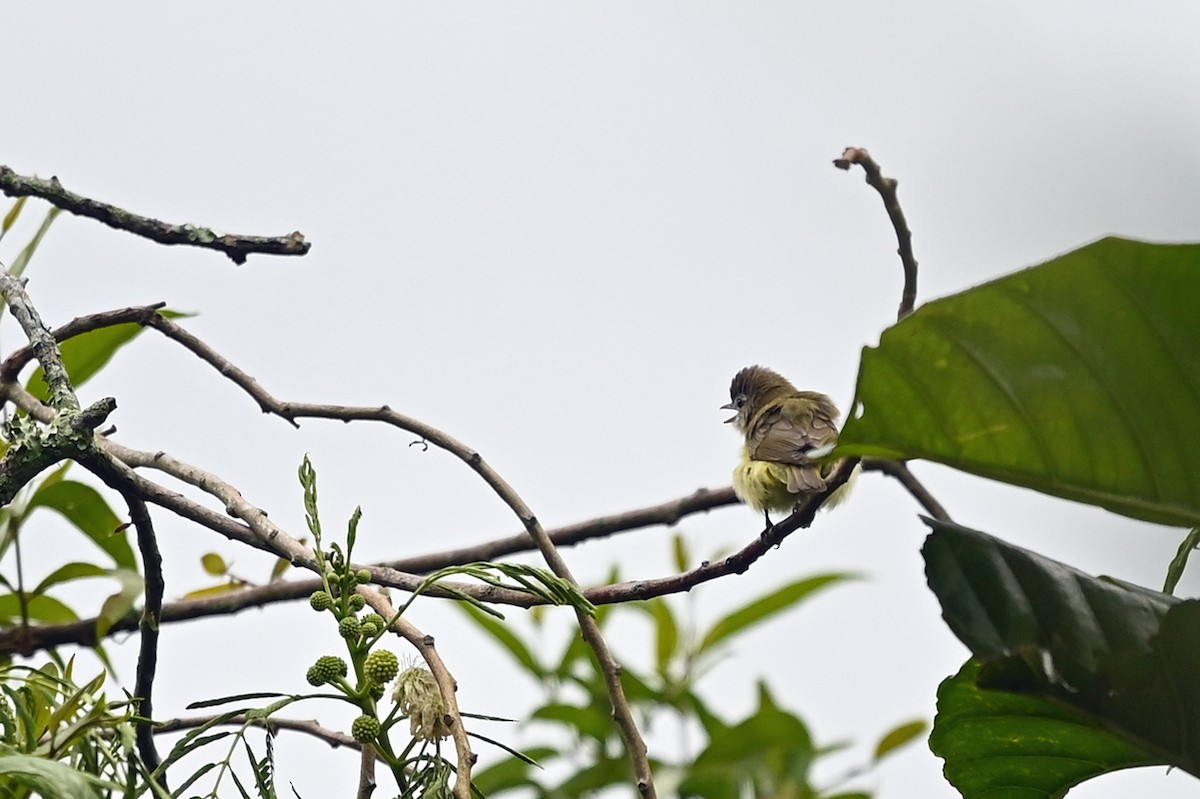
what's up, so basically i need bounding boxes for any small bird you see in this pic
[722,365,845,527]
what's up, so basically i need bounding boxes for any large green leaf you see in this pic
[837,237,1200,527]
[923,517,1200,785]
[25,310,190,402]
[931,660,1159,799]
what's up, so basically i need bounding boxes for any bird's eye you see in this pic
[734,397,745,409]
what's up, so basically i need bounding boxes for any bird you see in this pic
[722,365,848,527]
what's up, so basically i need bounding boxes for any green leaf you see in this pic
[25,310,191,402]
[923,517,1200,780]
[6,206,61,278]
[1164,527,1200,594]
[699,572,855,653]
[872,718,927,761]
[0,593,79,624]
[180,580,247,600]
[95,568,143,638]
[682,708,816,795]
[458,603,544,678]
[27,480,136,570]
[839,237,1200,527]
[0,196,28,240]
[531,702,614,743]
[469,746,557,795]
[637,598,679,675]
[932,660,1159,799]
[31,562,109,596]
[0,753,108,799]
[201,553,228,576]
[672,532,690,572]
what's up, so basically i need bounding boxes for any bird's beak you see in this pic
[720,402,736,424]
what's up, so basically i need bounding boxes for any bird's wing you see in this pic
[748,400,839,466]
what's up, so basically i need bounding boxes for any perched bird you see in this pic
[722,365,846,526]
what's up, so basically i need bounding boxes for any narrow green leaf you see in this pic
[1,196,28,239]
[469,746,557,795]
[458,603,544,677]
[0,753,106,798]
[7,206,61,278]
[25,310,192,402]
[872,718,927,761]
[31,562,108,596]
[839,237,1200,527]
[924,517,1200,779]
[0,593,79,624]
[699,573,855,653]
[181,580,248,600]
[1164,527,1200,594]
[95,569,143,638]
[672,532,690,572]
[639,598,679,675]
[531,703,613,743]
[27,480,136,570]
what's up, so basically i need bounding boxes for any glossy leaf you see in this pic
[839,237,1200,527]
[26,310,191,402]
[932,660,1158,799]
[924,517,1200,781]
[27,481,136,570]
[699,573,855,653]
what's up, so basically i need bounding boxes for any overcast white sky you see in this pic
[4,3,1200,797]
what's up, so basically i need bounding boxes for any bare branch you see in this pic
[154,714,360,750]
[0,303,167,383]
[0,165,309,265]
[861,458,952,521]
[833,147,919,320]
[362,589,474,799]
[136,312,658,796]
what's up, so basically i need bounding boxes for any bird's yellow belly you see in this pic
[732,455,801,513]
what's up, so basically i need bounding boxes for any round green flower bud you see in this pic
[368,681,387,699]
[356,568,373,584]
[309,590,335,612]
[305,655,348,686]
[337,615,362,640]
[351,714,381,743]
[364,649,400,684]
[363,613,387,631]
[348,594,367,612]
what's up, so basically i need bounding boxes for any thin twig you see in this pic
[154,714,360,749]
[861,458,952,521]
[0,303,168,383]
[833,147,919,320]
[357,745,377,799]
[136,312,658,796]
[0,166,309,265]
[362,590,474,799]
[128,493,166,780]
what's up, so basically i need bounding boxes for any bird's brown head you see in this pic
[722,365,798,432]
